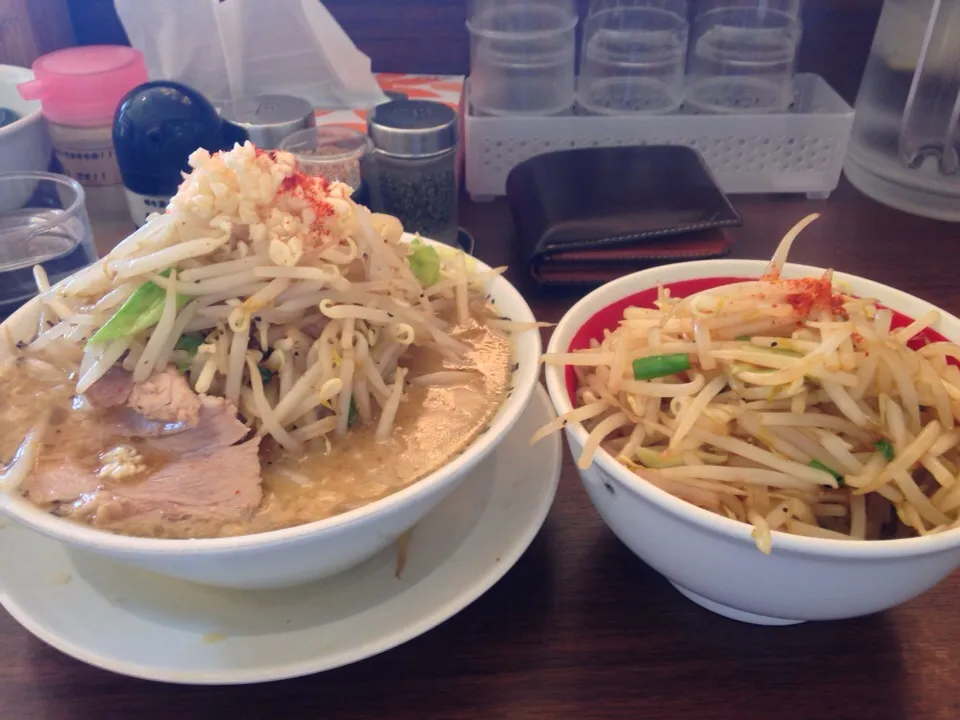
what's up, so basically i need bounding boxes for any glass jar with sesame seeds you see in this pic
[279,125,371,193]
[366,100,459,246]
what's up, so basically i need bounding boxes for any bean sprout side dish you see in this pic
[536,215,960,552]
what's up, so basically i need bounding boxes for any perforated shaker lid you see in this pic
[367,100,458,158]
[219,95,316,150]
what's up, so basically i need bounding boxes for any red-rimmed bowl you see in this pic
[543,259,960,625]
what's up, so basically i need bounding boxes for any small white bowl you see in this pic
[0,65,52,207]
[544,259,960,625]
[0,233,542,590]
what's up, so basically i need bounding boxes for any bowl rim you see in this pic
[0,107,43,135]
[544,258,960,558]
[0,234,542,553]
[0,64,43,134]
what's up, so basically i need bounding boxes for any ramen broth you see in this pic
[7,318,512,539]
[249,318,511,536]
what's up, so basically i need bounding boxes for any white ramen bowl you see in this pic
[544,259,960,625]
[0,233,542,590]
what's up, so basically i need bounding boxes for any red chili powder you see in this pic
[784,277,846,318]
[279,171,334,219]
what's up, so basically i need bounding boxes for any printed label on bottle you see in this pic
[54,145,123,186]
[125,189,172,227]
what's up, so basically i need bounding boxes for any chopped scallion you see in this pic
[407,238,441,286]
[173,335,204,374]
[175,335,203,354]
[875,439,895,462]
[632,353,691,381]
[87,268,189,346]
[809,459,844,485]
[632,447,684,469]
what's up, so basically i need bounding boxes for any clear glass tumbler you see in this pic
[578,0,689,115]
[0,172,97,317]
[685,7,802,114]
[467,0,578,116]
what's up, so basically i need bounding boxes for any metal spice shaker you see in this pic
[219,94,316,150]
[367,100,459,246]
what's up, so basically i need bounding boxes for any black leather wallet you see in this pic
[506,145,742,286]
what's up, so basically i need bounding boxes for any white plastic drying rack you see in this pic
[464,74,855,202]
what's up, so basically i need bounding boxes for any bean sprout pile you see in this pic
[536,215,960,552]
[2,142,516,491]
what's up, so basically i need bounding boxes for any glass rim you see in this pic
[694,5,802,31]
[0,171,87,242]
[466,10,578,40]
[585,6,689,36]
[588,5,688,21]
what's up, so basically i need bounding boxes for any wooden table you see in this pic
[1,179,957,720]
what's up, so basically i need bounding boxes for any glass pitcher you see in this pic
[844,0,960,221]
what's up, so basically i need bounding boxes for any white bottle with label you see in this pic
[18,45,149,229]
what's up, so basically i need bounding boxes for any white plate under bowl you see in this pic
[0,386,560,685]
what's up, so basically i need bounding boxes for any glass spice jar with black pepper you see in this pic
[366,100,459,246]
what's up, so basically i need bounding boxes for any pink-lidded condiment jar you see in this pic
[18,46,148,190]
